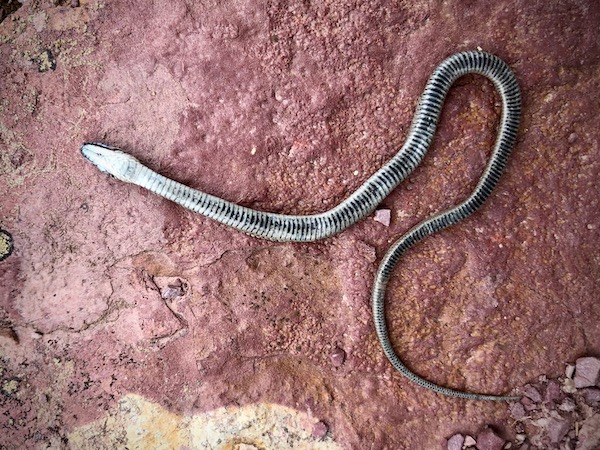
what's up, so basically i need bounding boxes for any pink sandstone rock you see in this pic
[0,0,599,448]
[523,384,542,403]
[510,402,526,420]
[576,414,600,450]
[580,387,600,404]
[446,433,464,450]
[546,415,571,444]
[373,209,391,226]
[476,427,505,450]
[544,381,562,404]
[574,357,600,388]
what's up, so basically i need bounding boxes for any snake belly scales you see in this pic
[81,51,521,401]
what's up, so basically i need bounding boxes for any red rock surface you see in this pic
[1,0,599,448]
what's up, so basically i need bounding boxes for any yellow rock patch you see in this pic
[69,394,342,449]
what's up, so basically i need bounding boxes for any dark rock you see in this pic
[0,324,19,344]
[330,347,346,368]
[574,357,600,388]
[0,0,22,23]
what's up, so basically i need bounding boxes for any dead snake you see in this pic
[81,50,521,401]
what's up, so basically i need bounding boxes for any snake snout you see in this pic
[80,143,138,182]
[81,143,112,174]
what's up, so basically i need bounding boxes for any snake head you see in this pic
[80,143,140,183]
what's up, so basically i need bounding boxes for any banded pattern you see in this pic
[81,50,521,400]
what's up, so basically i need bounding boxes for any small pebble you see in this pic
[446,433,464,450]
[160,282,185,299]
[544,381,561,403]
[510,402,526,420]
[374,209,391,226]
[565,364,575,379]
[574,357,600,388]
[567,132,577,144]
[476,427,505,450]
[312,421,328,439]
[464,435,476,447]
[546,416,571,444]
[514,433,526,444]
[562,377,577,394]
[523,384,542,402]
[330,347,346,368]
[557,398,576,412]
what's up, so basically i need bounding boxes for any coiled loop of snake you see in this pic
[81,50,521,400]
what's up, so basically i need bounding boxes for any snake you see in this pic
[81,50,521,401]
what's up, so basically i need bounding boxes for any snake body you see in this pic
[81,51,521,401]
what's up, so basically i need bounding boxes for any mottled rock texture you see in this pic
[509,366,600,450]
[0,0,598,448]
